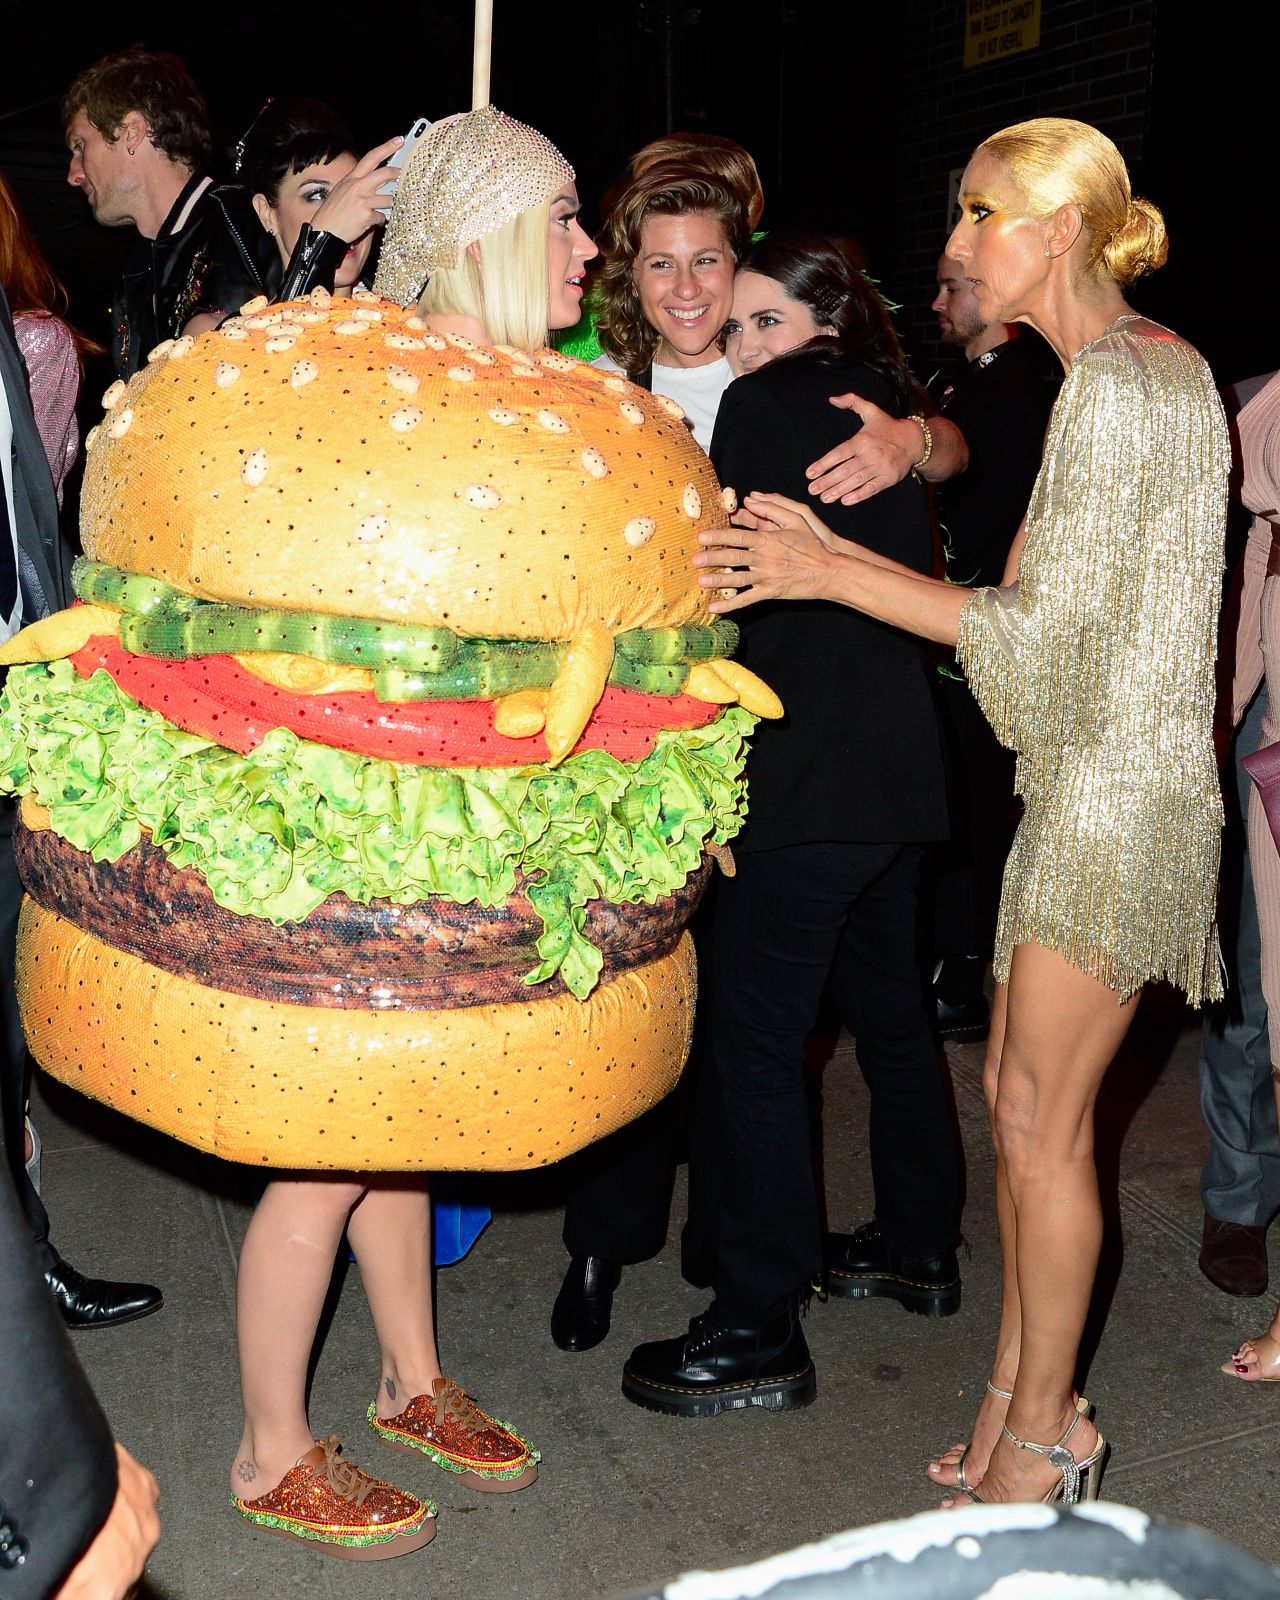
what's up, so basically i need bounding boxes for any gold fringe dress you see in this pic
[955,314,1228,1004]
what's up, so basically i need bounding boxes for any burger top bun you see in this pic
[81,293,726,639]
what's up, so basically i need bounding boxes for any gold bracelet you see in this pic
[908,413,933,472]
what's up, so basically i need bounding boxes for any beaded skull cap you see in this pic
[373,106,575,306]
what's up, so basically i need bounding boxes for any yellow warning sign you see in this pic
[964,0,1041,67]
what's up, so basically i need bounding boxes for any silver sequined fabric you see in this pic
[956,315,1228,1004]
[373,106,574,307]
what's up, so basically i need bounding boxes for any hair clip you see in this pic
[813,284,849,322]
[232,97,273,174]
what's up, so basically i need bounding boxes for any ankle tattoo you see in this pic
[237,1459,258,1484]
[384,1377,397,1401]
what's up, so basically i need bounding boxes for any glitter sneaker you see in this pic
[232,1434,436,1559]
[368,1376,539,1492]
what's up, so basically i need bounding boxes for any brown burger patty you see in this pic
[14,821,711,1011]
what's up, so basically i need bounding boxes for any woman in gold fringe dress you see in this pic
[693,116,1228,1506]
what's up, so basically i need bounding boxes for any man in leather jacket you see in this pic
[61,46,277,377]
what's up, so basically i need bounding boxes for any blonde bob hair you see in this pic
[976,116,1167,288]
[417,198,551,353]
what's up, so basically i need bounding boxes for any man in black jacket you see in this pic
[61,46,274,377]
[1,282,162,1328]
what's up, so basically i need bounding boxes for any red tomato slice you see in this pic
[67,636,723,767]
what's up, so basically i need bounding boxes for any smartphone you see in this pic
[378,117,431,207]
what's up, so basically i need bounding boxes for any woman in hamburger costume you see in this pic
[0,106,775,1560]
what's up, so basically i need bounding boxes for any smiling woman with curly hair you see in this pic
[591,164,746,450]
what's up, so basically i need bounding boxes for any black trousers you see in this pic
[560,881,725,1263]
[0,797,53,1269]
[703,839,961,1325]
[929,674,1016,960]
[561,1099,677,1260]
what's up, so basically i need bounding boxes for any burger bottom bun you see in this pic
[16,901,696,1172]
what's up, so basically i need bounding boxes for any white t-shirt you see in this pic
[593,352,734,456]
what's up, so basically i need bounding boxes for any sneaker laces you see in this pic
[312,1435,374,1507]
[432,1377,490,1436]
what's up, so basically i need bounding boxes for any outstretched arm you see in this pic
[695,491,970,645]
[805,394,968,506]
[52,1446,160,1600]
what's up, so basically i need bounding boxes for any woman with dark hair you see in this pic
[622,229,962,1415]
[694,119,1227,1505]
[236,96,393,303]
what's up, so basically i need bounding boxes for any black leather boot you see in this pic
[45,1256,163,1329]
[622,1304,816,1417]
[933,954,990,1041]
[825,1219,960,1317]
[551,1255,621,1352]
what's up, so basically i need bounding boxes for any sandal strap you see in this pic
[1001,1397,1091,1503]
[986,1379,1014,1401]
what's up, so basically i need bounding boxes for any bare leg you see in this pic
[1222,1067,1280,1379]
[942,943,1136,1506]
[229,1175,366,1497]
[1225,788,1280,1378]
[345,1180,445,1417]
[929,978,1019,1487]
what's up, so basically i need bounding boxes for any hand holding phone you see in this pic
[377,117,432,210]
[304,134,408,243]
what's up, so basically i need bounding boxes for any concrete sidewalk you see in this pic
[29,989,1280,1598]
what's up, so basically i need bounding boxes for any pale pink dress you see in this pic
[1232,371,1280,1062]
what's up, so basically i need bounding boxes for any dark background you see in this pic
[0,0,1273,386]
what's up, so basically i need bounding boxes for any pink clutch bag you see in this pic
[1243,740,1280,850]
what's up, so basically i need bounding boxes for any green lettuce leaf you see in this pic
[0,661,754,999]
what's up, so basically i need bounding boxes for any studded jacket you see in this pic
[110,172,278,377]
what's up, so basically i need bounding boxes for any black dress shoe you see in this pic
[622,1305,816,1417]
[45,1257,163,1330]
[825,1219,960,1317]
[551,1255,620,1352]
[933,955,990,1042]
[1199,1214,1268,1297]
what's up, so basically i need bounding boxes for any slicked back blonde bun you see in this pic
[976,116,1167,287]
[1101,196,1168,287]
[82,295,723,639]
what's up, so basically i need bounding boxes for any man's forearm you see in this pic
[915,414,967,483]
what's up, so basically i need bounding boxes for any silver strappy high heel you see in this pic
[961,1395,1107,1506]
[939,1379,1012,1493]
[1001,1395,1107,1505]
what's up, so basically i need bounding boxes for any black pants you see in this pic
[929,674,1016,960]
[560,883,722,1262]
[704,839,961,1325]
[0,797,53,1269]
[561,1099,677,1260]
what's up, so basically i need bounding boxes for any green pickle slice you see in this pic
[71,558,738,701]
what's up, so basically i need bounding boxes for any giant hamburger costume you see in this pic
[0,106,777,1558]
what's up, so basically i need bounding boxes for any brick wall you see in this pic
[887,0,1154,371]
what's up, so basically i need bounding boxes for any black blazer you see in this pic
[710,355,949,852]
[1,286,116,1594]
